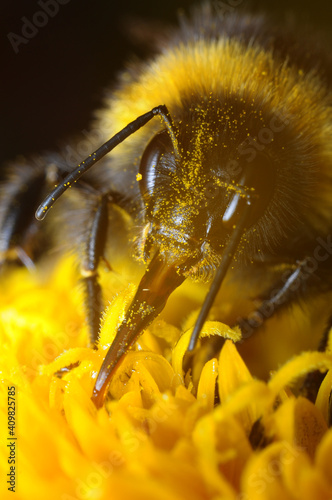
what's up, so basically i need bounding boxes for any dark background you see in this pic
[1,0,332,168]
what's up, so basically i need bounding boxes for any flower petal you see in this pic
[172,322,241,379]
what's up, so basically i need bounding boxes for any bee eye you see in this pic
[222,152,276,229]
[139,131,174,200]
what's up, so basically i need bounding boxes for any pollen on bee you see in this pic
[136,173,143,181]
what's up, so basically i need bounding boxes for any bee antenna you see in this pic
[35,105,170,220]
[187,199,253,352]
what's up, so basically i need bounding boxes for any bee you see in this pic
[1,3,332,409]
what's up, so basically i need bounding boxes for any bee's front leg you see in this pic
[300,318,332,406]
[236,258,311,339]
[0,160,65,270]
[236,257,332,406]
[79,193,109,346]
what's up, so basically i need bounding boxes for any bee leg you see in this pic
[0,161,52,268]
[0,158,78,269]
[80,194,109,346]
[185,260,309,371]
[300,318,332,403]
[236,259,309,339]
[234,257,331,404]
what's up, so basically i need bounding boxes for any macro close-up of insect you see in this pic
[3,2,332,498]
[2,0,332,411]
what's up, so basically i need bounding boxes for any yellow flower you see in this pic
[0,254,332,499]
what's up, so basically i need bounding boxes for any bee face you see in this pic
[136,91,315,280]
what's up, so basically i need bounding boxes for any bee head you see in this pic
[137,99,280,279]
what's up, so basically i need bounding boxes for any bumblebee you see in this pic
[1,3,332,409]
